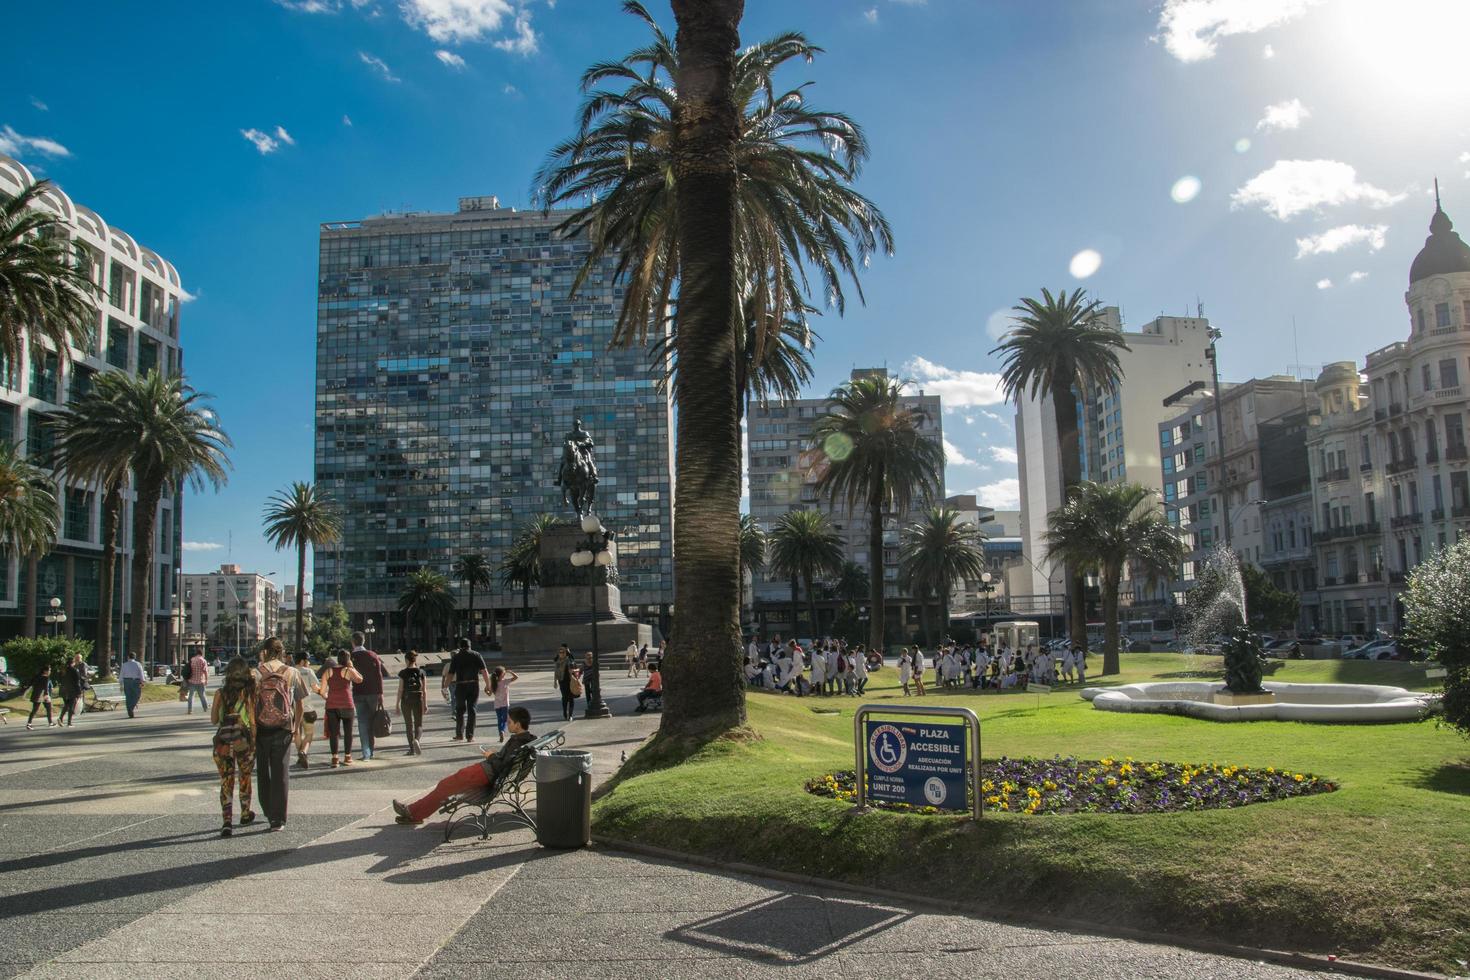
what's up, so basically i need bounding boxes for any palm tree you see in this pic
[1043,481,1184,676]
[0,443,58,610]
[452,553,493,641]
[498,513,559,619]
[103,372,230,663]
[813,374,944,651]
[899,506,986,646]
[738,514,766,628]
[992,287,1129,650]
[51,374,133,673]
[768,510,844,639]
[0,180,99,386]
[262,482,341,657]
[540,0,887,738]
[398,568,456,650]
[829,560,869,604]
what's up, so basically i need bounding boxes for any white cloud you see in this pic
[179,286,199,303]
[29,97,48,111]
[274,125,296,146]
[342,114,354,126]
[359,51,401,82]
[1348,270,1369,283]
[990,446,1019,465]
[1316,278,1333,290]
[970,478,1020,510]
[502,83,520,97]
[400,0,516,43]
[1231,160,1405,221]
[863,7,878,22]
[274,0,375,11]
[943,438,975,467]
[240,128,280,154]
[491,6,537,54]
[183,541,223,552]
[1155,0,1324,63]
[435,49,466,68]
[1256,98,1309,133]
[0,125,70,159]
[1294,223,1387,258]
[903,356,1006,409]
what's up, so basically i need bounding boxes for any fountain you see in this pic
[1082,546,1439,722]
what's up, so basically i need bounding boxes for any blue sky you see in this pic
[4,0,1469,587]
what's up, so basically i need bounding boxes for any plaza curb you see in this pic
[590,834,1450,980]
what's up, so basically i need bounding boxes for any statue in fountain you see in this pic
[1221,624,1268,694]
[1183,547,1276,705]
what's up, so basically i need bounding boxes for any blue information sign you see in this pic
[863,719,968,809]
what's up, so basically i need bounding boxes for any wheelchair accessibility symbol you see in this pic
[867,724,907,774]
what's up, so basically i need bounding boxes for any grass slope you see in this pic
[594,654,1469,973]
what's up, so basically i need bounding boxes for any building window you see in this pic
[1437,302,1452,329]
[65,488,91,541]
[1441,359,1460,390]
[1360,434,1372,466]
[1422,363,1433,392]
[1417,308,1427,334]
[29,352,59,403]
[1365,491,1376,524]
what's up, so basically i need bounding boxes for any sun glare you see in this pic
[1333,0,1470,99]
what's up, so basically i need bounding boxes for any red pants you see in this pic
[407,761,489,822]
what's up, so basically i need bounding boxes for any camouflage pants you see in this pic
[214,740,255,824]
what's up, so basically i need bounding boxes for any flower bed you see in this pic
[805,756,1337,815]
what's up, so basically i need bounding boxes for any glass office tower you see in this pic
[314,196,674,644]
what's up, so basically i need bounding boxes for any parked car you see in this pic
[1344,639,1397,660]
[1264,637,1301,658]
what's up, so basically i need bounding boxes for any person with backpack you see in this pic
[210,657,257,837]
[398,651,428,755]
[348,631,387,761]
[321,649,363,767]
[25,664,54,730]
[254,637,302,831]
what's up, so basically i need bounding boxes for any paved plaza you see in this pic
[0,668,1353,979]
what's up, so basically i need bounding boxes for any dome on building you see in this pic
[1409,186,1470,285]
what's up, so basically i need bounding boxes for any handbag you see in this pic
[372,702,392,738]
[569,673,585,698]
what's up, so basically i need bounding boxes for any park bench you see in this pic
[438,729,565,842]
[84,683,126,712]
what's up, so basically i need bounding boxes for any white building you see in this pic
[180,564,280,656]
[1015,307,1214,606]
[0,154,186,660]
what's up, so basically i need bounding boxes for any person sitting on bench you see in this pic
[393,706,535,825]
[634,665,663,712]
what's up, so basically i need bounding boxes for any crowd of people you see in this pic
[742,635,1088,697]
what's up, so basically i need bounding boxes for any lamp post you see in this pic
[365,617,376,650]
[1205,327,1234,547]
[979,572,995,644]
[45,596,67,638]
[569,513,614,719]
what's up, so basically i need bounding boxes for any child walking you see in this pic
[490,666,519,743]
[210,658,258,837]
[25,664,54,729]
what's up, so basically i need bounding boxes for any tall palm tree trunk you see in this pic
[1052,384,1088,651]
[803,571,818,639]
[128,483,163,662]
[660,0,748,739]
[940,590,951,646]
[867,499,884,650]
[788,575,800,640]
[96,482,121,678]
[466,583,475,642]
[294,542,307,656]
[1102,566,1122,676]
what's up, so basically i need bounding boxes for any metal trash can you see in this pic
[535,749,593,848]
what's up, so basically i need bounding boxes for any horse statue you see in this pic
[554,418,599,518]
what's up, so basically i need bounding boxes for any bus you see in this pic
[992,620,1040,652]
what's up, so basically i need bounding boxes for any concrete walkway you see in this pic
[0,668,1351,979]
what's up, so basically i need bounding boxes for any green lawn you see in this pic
[594,654,1469,974]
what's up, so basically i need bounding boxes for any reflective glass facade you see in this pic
[313,199,675,626]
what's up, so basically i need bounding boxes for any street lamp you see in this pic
[45,596,67,638]
[365,617,376,648]
[979,572,995,643]
[569,512,614,719]
[1204,327,1236,548]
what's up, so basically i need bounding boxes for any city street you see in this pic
[0,667,1352,979]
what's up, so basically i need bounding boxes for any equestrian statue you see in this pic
[555,418,599,518]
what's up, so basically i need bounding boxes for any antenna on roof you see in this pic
[1435,177,1442,211]
[1196,296,1205,318]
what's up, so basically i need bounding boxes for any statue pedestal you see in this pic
[1213,690,1275,706]
[499,521,652,657]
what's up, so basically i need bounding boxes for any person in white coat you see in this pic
[852,649,869,696]
[898,649,913,696]
[912,647,927,696]
[809,644,826,697]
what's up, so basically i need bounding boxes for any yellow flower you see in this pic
[1293,773,1304,782]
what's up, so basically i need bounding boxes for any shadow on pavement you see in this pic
[667,893,915,964]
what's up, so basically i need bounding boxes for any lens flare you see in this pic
[1170,176,1201,204]
[823,433,854,461]
[1234,137,1251,154]
[1068,249,1102,279]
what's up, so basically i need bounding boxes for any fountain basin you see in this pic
[1081,681,1436,722]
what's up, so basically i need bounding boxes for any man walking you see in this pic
[349,632,387,761]
[185,648,209,715]
[119,651,146,718]
[444,638,490,742]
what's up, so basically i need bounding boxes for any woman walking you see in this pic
[898,649,912,697]
[254,638,303,831]
[57,654,86,727]
[490,666,519,743]
[321,649,363,767]
[912,646,928,697]
[210,658,257,837]
[554,645,576,722]
[25,664,54,729]
[397,650,427,755]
